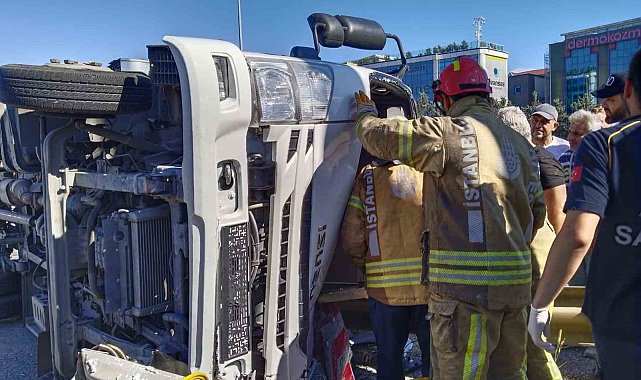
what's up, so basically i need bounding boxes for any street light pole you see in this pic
[237,0,244,50]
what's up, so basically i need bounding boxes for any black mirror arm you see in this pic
[386,33,409,80]
[312,24,321,53]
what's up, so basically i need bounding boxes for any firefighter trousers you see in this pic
[428,293,527,380]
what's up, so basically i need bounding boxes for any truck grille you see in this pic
[147,45,180,86]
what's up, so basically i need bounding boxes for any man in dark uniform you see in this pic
[529,49,641,379]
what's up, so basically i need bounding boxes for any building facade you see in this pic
[549,18,641,111]
[508,68,549,107]
[360,43,509,102]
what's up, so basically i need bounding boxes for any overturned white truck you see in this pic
[0,14,416,379]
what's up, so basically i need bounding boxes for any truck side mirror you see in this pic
[335,15,386,50]
[307,13,344,51]
[306,13,409,79]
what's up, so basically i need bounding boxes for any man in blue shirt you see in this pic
[528,51,641,379]
[557,110,601,181]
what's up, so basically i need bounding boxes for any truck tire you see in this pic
[0,293,21,320]
[0,64,152,115]
[0,271,20,296]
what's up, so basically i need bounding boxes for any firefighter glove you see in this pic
[528,305,555,353]
[354,90,377,117]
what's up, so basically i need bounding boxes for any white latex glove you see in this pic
[528,305,555,353]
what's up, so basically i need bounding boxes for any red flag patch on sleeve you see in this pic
[570,165,583,183]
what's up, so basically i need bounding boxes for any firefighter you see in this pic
[340,159,430,380]
[353,56,546,379]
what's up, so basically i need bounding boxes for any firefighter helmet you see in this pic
[433,56,492,97]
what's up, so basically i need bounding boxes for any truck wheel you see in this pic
[0,271,20,296]
[0,293,21,320]
[0,64,152,115]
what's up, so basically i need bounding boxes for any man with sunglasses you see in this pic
[354,56,546,379]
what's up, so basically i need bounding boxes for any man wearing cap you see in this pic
[592,72,631,126]
[530,104,570,160]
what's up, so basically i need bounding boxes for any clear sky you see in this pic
[0,0,638,71]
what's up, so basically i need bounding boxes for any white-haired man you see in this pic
[558,110,602,180]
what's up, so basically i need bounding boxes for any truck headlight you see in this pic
[291,62,333,121]
[250,59,333,123]
[251,62,296,122]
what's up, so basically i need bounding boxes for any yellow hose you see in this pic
[183,372,208,380]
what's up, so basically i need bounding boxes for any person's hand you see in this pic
[354,90,377,117]
[528,305,555,353]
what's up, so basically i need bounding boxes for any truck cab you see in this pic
[0,14,414,379]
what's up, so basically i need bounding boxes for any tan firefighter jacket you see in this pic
[356,95,546,309]
[340,162,429,306]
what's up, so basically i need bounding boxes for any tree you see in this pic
[489,97,512,113]
[552,98,569,140]
[522,91,541,118]
[405,51,413,59]
[424,48,432,55]
[571,93,595,113]
[460,40,469,50]
[416,91,438,117]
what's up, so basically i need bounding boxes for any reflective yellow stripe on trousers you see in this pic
[366,257,422,288]
[463,313,488,380]
[429,250,531,286]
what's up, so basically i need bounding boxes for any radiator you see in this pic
[126,205,174,316]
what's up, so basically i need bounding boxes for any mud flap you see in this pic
[36,331,53,378]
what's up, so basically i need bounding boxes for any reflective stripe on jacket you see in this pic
[340,163,429,306]
[356,96,546,309]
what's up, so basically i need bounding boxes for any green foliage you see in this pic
[406,51,413,58]
[553,98,569,140]
[522,91,541,118]
[571,93,595,113]
[460,40,470,50]
[489,97,512,113]
[416,91,438,117]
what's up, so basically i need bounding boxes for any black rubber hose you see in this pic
[0,209,36,226]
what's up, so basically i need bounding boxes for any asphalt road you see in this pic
[0,319,37,378]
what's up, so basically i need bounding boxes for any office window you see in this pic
[514,85,522,95]
[565,47,597,76]
[609,38,641,74]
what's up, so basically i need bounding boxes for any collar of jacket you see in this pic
[446,95,493,118]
